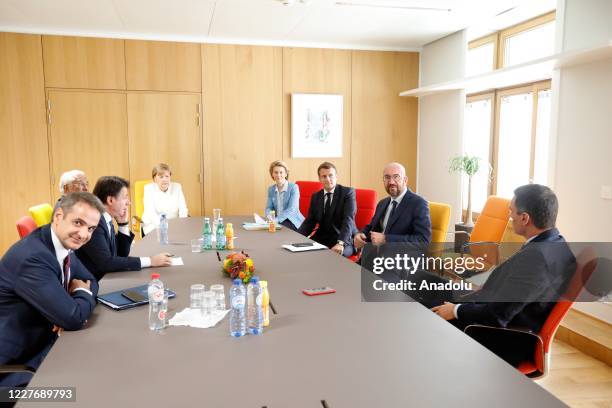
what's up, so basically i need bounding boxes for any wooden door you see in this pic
[47,90,129,200]
[0,33,50,254]
[127,93,203,216]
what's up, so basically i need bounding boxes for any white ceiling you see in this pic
[0,0,556,50]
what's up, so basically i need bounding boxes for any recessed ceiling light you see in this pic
[335,1,451,12]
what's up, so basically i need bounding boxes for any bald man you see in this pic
[355,162,431,248]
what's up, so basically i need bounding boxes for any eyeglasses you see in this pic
[383,174,402,182]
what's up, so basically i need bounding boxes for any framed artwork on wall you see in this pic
[291,93,343,158]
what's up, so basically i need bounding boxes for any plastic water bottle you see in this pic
[229,279,246,337]
[158,214,169,245]
[202,217,212,250]
[247,276,263,335]
[216,218,226,250]
[148,273,165,332]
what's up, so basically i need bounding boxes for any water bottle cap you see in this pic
[161,214,166,218]
[259,280,268,288]
[151,273,160,280]
[233,279,242,285]
[250,276,259,283]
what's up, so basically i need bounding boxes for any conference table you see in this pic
[25,217,565,407]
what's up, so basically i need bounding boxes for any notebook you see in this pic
[97,284,176,310]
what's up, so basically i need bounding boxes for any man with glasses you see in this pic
[354,162,431,249]
[55,170,90,210]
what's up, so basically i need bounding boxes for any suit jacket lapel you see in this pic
[385,191,412,232]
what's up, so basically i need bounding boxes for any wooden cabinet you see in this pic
[47,90,129,197]
[125,40,201,92]
[202,44,282,215]
[42,35,126,89]
[351,51,419,198]
[0,33,51,253]
[127,93,203,216]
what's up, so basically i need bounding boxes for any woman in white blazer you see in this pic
[142,163,188,235]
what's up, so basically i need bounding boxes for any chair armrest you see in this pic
[464,324,544,355]
[0,364,35,374]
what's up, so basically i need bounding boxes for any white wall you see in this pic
[552,0,612,242]
[559,0,612,52]
[553,59,612,242]
[417,31,466,239]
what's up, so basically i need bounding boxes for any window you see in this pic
[496,91,534,199]
[502,21,556,67]
[467,35,497,76]
[463,12,556,211]
[467,11,556,72]
[463,95,493,211]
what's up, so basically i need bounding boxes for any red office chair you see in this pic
[348,188,377,262]
[464,247,598,379]
[16,215,37,238]
[295,181,323,217]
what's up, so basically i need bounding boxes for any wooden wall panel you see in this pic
[127,92,203,216]
[47,90,129,199]
[202,44,282,215]
[351,51,419,199]
[126,40,201,92]
[42,35,126,89]
[0,33,50,254]
[282,47,352,185]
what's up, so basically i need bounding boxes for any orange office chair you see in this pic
[16,216,37,238]
[457,196,511,269]
[464,247,598,379]
[295,180,323,217]
[348,188,377,262]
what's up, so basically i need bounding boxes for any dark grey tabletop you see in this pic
[25,217,564,407]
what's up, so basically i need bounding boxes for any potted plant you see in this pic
[449,155,489,227]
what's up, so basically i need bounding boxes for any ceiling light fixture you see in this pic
[335,1,451,12]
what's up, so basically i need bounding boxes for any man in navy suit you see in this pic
[0,193,104,387]
[76,176,172,281]
[431,184,576,366]
[298,162,357,257]
[354,162,431,249]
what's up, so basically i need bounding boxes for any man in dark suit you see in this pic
[354,162,431,249]
[76,176,172,281]
[298,162,357,257]
[0,193,103,387]
[431,184,576,367]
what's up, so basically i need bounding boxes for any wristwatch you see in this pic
[337,240,345,247]
[117,221,129,226]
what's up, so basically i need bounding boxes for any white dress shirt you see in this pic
[323,187,335,210]
[50,227,92,296]
[381,187,408,231]
[103,212,150,268]
[142,182,189,235]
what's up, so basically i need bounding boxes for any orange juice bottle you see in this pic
[268,210,276,233]
[260,280,270,327]
[225,223,234,250]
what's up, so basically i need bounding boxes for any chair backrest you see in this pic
[535,247,598,375]
[428,202,451,243]
[354,188,377,231]
[16,215,37,238]
[134,180,151,220]
[28,203,54,226]
[470,196,510,243]
[295,181,323,217]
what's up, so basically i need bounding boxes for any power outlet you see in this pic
[601,185,612,200]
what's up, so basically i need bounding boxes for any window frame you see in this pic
[498,11,556,68]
